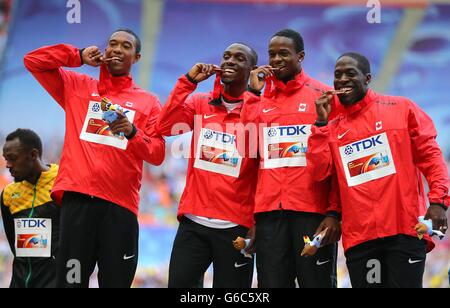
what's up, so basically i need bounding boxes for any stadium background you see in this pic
[0,0,449,287]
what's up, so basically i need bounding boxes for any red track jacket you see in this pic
[308,89,450,252]
[156,75,258,228]
[241,71,341,215]
[24,44,165,215]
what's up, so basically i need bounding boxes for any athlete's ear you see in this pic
[365,73,372,85]
[133,53,141,64]
[30,148,39,161]
[298,50,305,63]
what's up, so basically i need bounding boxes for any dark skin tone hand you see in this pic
[81,46,124,68]
[187,63,221,83]
[108,110,134,137]
[425,205,448,233]
[315,91,334,123]
[244,225,256,254]
[82,46,105,67]
[249,65,278,92]
[314,216,342,246]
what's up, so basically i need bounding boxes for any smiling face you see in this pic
[104,31,141,76]
[220,43,254,86]
[268,36,304,83]
[2,138,36,182]
[334,56,371,106]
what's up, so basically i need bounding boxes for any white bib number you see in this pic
[262,125,311,169]
[14,218,52,258]
[339,132,396,187]
[80,101,136,150]
[194,128,243,178]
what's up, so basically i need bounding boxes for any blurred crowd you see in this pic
[0,0,11,63]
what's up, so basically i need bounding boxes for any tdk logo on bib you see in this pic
[16,219,48,228]
[344,135,383,156]
[262,124,311,169]
[204,130,236,145]
[195,128,242,178]
[267,126,308,137]
[339,132,396,187]
[14,218,52,257]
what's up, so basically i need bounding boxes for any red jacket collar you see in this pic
[264,70,310,97]
[98,64,133,96]
[342,88,378,115]
[209,73,244,112]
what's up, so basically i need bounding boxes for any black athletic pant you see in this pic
[255,210,337,288]
[168,216,254,288]
[56,192,139,288]
[345,235,427,288]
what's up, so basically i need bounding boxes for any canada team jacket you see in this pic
[156,75,258,228]
[241,71,341,215]
[24,44,165,215]
[307,89,450,252]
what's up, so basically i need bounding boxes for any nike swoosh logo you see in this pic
[262,107,277,114]
[408,258,423,264]
[203,114,216,119]
[316,260,331,266]
[337,129,350,140]
[123,255,135,260]
[234,262,248,268]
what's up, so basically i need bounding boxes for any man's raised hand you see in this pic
[249,65,277,92]
[81,46,104,67]
[187,63,221,83]
[315,91,334,123]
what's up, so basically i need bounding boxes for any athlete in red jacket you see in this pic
[24,29,165,288]
[156,43,258,288]
[241,29,341,288]
[308,52,449,288]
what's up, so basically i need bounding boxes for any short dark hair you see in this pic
[338,52,371,75]
[111,28,142,54]
[6,129,43,158]
[234,42,258,66]
[272,29,304,53]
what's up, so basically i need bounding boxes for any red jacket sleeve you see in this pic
[307,125,341,214]
[127,98,166,166]
[156,75,197,136]
[241,91,262,125]
[23,44,83,109]
[408,100,450,208]
[307,125,335,182]
[326,170,342,215]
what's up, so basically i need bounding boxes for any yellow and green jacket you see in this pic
[1,164,60,288]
